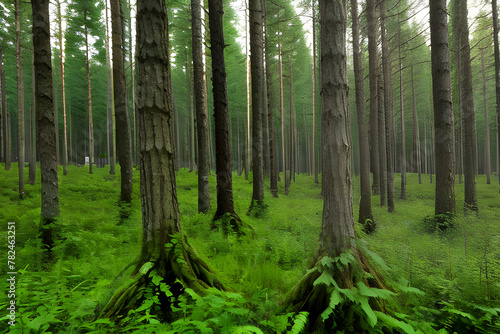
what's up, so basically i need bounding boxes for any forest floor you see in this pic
[0,163,499,333]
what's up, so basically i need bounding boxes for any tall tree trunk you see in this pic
[128,0,138,167]
[367,0,380,196]
[378,71,387,207]
[493,0,500,192]
[245,0,250,181]
[111,0,134,203]
[262,3,270,177]
[279,43,286,193]
[186,52,196,172]
[56,0,69,176]
[33,0,60,258]
[105,0,116,175]
[249,0,265,212]
[209,0,246,233]
[430,0,456,216]
[411,66,421,184]
[29,54,36,185]
[398,15,406,200]
[1,48,10,170]
[287,57,294,192]
[85,22,94,174]
[237,107,242,175]
[351,0,374,227]
[15,0,25,199]
[380,0,395,213]
[452,0,477,213]
[311,0,318,184]
[481,48,491,185]
[265,0,278,198]
[191,0,211,213]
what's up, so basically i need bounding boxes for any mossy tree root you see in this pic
[212,212,255,237]
[98,234,228,320]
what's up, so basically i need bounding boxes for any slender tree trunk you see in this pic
[493,0,500,192]
[367,0,380,195]
[312,0,318,184]
[452,0,477,213]
[288,57,294,191]
[1,48,10,170]
[237,108,242,175]
[249,0,265,211]
[351,0,374,226]
[209,0,244,231]
[411,66,421,184]
[33,0,60,255]
[111,0,134,203]
[398,16,406,200]
[15,0,25,199]
[85,23,94,174]
[380,0,395,213]
[29,55,36,185]
[128,0,138,167]
[481,49,491,184]
[279,43,286,192]
[262,2,270,177]
[191,0,211,213]
[245,0,250,181]
[430,0,456,216]
[378,71,387,207]
[105,0,116,175]
[186,52,196,172]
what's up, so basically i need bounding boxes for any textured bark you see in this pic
[279,43,286,192]
[452,0,477,212]
[105,0,116,176]
[209,0,241,226]
[430,0,456,216]
[15,0,25,199]
[378,71,387,207]
[111,0,134,203]
[1,48,10,170]
[187,52,196,172]
[312,0,318,184]
[481,49,491,185]
[192,0,211,214]
[492,0,500,191]
[128,0,138,166]
[32,0,60,220]
[411,66,421,184]
[29,57,36,186]
[366,0,380,195]
[351,0,373,226]
[380,0,395,213]
[249,0,265,210]
[85,22,94,174]
[399,18,407,200]
[262,2,270,177]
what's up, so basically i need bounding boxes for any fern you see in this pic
[289,311,309,334]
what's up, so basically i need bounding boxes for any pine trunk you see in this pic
[85,25,94,174]
[481,49,491,184]
[1,48,10,170]
[105,0,116,175]
[16,0,25,199]
[492,0,500,192]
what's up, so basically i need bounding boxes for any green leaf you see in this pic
[375,311,415,334]
[359,297,377,327]
[138,262,154,275]
[313,271,336,287]
[329,289,343,308]
[321,307,333,321]
[231,325,264,333]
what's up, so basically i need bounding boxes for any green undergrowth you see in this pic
[0,164,499,333]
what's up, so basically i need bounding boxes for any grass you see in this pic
[0,163,499,332]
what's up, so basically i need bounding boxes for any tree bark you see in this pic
[351,0,374,227]
[249,0,265,212]
[399,18,407,199]
[29,55,36,186]
[492,0,500,192]
[452,0,477,213]
[378,71,387,207]
[32,0,60,259]
[480,49,491,185]
[85,20,94,174]
[312,0,318,184]
[105,0,116,176]
[111,0,134,203]
[191,0,211,214]
[1,48,10,170]
[430,0,456,216]
[411,66,421,184]
[15,0,25,199]
[367,0,380,196]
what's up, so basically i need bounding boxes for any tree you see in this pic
[1,47,10,171]
[452,0,477,213]
[366,0,380,196]
[283,0,385,329]
[32,0,60,256]
[492,0,500,192]
[430,0,456,216]
[249,0,265,212]
[191,0,211,214]
[111,0,134,204]
[104,0,116,176]
[209,0,245,232]
[15,0,24,199]
[351,0,374,227]
[99,0,223,319]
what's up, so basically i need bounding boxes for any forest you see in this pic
[0,0,500,332]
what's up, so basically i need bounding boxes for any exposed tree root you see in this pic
[212,212,255,238]
[97,234,228,321]
[282,248,388,332]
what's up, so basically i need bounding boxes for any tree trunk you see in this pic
[262,2,270,177]
[430,0,456,216]
[209,0,248,234]
[85,22,94,175]
[351,0,374,227]
[367,0,380,196]
[279,43,286,193]
[481,49,491,185]
[493,0,500,192]
[378,71,387,207]
[312,0,318,184]
[111,0,134,204]
[29,55,36,186]
[1,48,10,170]
[186,52,197,172]
[452,0,477,213]
[32,0,60,257]
[380,0,395,213]
[249,0,265,212]
[411,66,421,184]
[15,0,25,199]
[105,0,116,175]
[398,15,406,200]
[245,0,250,181]
[191,0,211,213]
[128,0,138,167]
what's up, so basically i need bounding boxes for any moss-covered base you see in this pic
[97,234,227,321]
[212,212,254,237]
